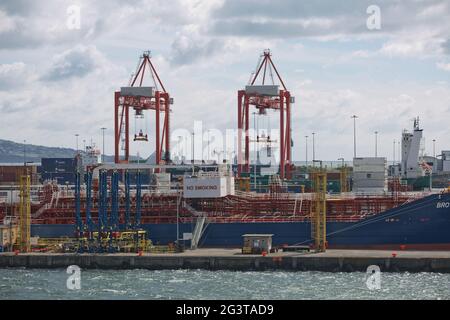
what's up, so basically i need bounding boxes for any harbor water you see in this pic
[1,268,449,300]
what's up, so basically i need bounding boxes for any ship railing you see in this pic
[31,214,366,225]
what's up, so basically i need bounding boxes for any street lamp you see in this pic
[191,131,195,164]
[100,127,107,163]
[374,131,378,157]
[433,139,436,158]
[207,129,211,163]
[312,132,316,164]
[393,139,396,165]
[305,135,309,168]
[351,115,358,158]
[23,140,26,165]
[75,133,79,154]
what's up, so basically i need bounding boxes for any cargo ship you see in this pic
[2,168,450,250]
[2,51,450,252]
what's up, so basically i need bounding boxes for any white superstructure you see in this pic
[401,117,423,179]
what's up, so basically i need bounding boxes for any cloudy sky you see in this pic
[0,0,449,162]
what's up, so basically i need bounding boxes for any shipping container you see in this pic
[41,172,75,185]
[0,164,39,185]
[120,86,155,98]
[41,158,76,172]
[245,85,279,96]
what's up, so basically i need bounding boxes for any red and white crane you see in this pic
[237,49,294,179]
[114,51,172,165]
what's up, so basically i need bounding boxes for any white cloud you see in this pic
[0,10,15,32]
[43,45,103,81]
[379,37,441,58]
[0,62,34,90]
[169,25,224,66]
[436,62,450,72]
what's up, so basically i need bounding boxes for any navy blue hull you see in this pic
[31,193,450,249]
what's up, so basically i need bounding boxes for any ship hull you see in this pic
[30,193,450,250]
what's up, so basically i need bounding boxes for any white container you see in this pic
[184,176,228,198]
[245,85,279,96]
[353,157,386,173]
[226,176,235,196]
[443,160,450,172]
[120,86,155,98]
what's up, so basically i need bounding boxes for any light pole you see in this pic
[305,135,309,168]
[101,127,106,163]
[206,129,211,163]
[75,134,79,154]
[393,139,396,165]
[351,115,358,158]
[191,131,195,175]
[433,139,436,158]
[374,131,378,157]
[312,132,316,164]
[338,157,344,168]
[191,132,195,164]
[23,140,26,165]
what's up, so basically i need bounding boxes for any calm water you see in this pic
[1,268,449,300]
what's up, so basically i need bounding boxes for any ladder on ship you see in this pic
[311,170,327,252]
[191,216,207,249]
[183,201,209,249]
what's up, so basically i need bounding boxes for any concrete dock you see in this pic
[2,249,450,272]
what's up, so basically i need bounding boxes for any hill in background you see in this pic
[0,139,117,163]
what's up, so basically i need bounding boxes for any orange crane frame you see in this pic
[237,50,293,179]
[114,51,171,165]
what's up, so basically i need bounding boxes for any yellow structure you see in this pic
[340,165,349,193]
[311,170,327,252]
[115,230,151,252]
[18,174,31,252]
[236,177,250,192]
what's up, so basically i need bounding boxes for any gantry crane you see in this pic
[114,51,172,165]
[237,49,294,180]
